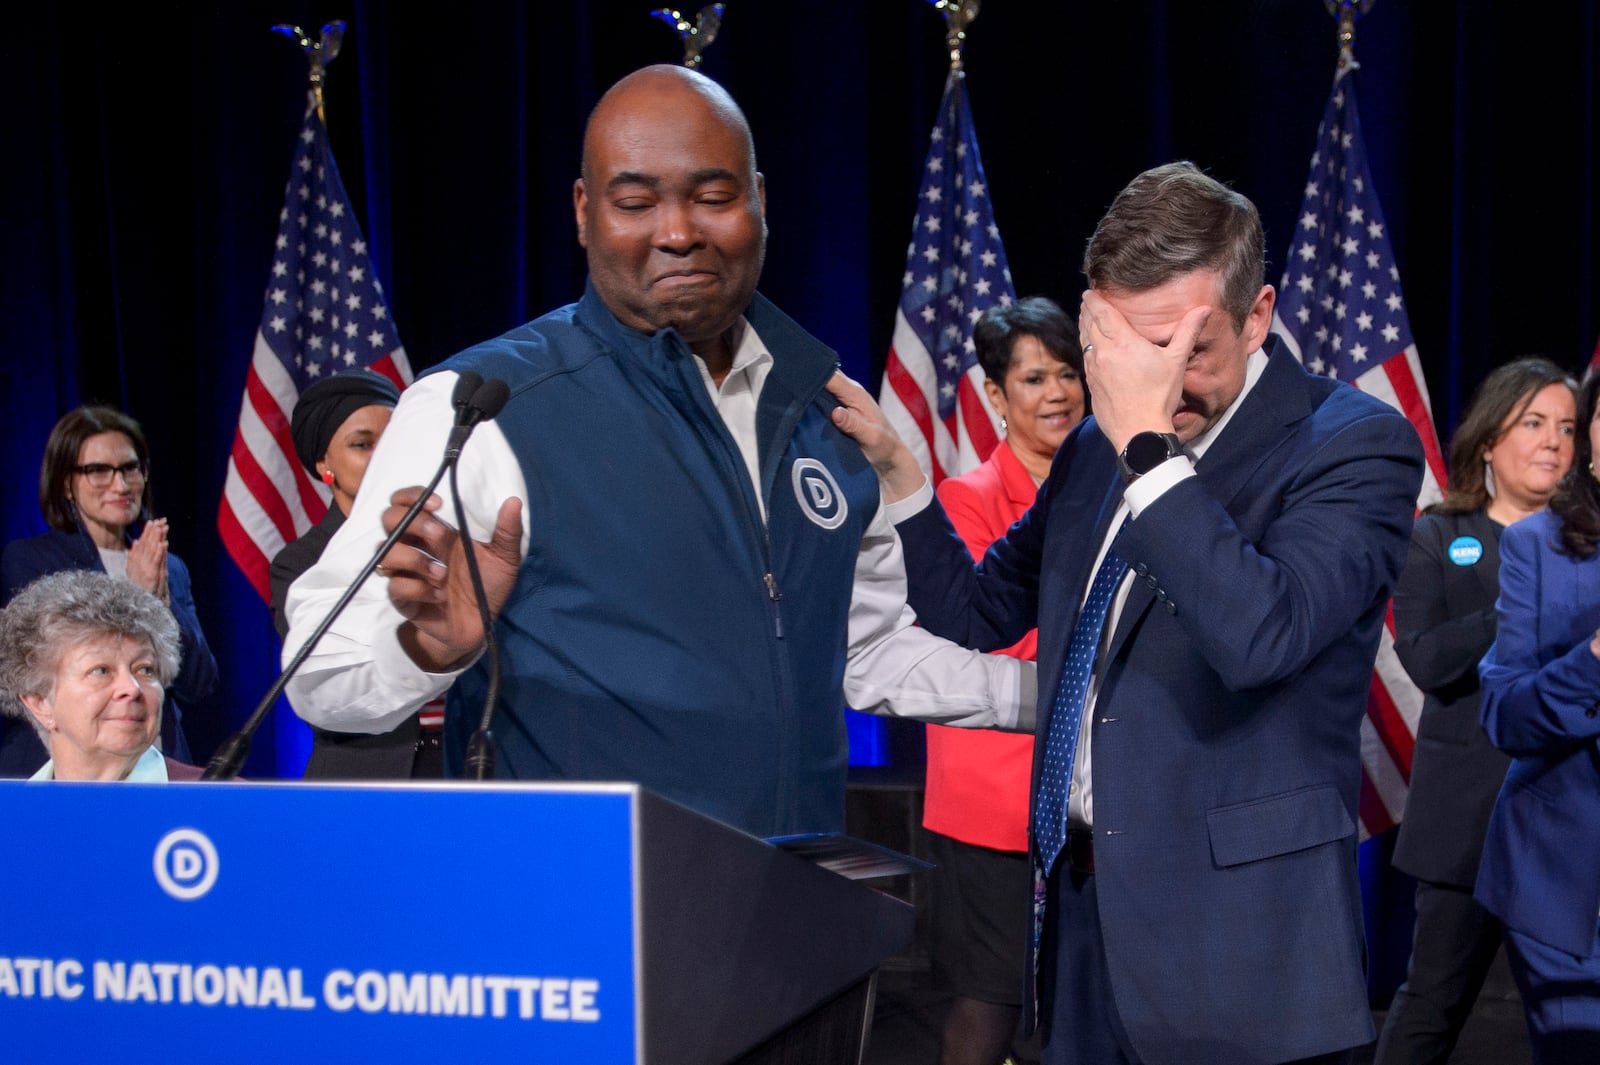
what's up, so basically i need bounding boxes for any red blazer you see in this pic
[922,442,1040,850]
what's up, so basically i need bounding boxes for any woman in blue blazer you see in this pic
[1477,368,1600,1065]
[0,406,217,775]
[1377,357,1577,1065]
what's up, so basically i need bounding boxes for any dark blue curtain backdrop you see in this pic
[3,2,1597,983]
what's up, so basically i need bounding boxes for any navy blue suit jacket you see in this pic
[895,338,1425,1064]
[1476,508,1600,958]
[0,525,219,774]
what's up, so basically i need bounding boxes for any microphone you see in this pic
[203,371,508,781]
[457,376,511,780]
[445,371,485,458]
[451,370,484,420]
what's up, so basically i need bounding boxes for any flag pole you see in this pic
[934,0,981,74]
[874,0,1014,489]
[1326,0,1375,74]
[218,20,412,605]
[270,22,346,123]
[1269,0,1446,841]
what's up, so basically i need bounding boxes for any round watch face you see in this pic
[1123,432,1179,476]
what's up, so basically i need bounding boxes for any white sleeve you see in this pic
[1122,454,1195,516]
[281,371,530,733]
[842,497,1034,732]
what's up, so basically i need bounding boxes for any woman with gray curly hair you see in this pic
[0,569,202,781]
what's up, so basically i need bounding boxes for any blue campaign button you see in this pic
[1448,535,1485,567]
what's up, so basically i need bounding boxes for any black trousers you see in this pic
[1374,877,1506,1065]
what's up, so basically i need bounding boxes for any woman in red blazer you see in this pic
[924,295,1084,1065]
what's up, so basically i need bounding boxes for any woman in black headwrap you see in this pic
[270,369,442,779]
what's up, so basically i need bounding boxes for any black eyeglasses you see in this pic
[73,460,147,488]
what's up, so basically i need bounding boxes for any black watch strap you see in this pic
[1117,431,1183,484]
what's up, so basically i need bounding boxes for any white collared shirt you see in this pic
[687,320,774,521]
[282,315,1028,740]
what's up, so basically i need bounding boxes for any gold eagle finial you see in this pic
[1324,0,1377,76]
[271,21,346,120]
[929,0,980,74]
[651,4,725,69]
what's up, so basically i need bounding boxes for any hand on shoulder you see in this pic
[825,371,928,503]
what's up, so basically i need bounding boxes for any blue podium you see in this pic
[0,780,914,1064]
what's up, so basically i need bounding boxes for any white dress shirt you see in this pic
[283,318,1030,738]
[1068,346,1270,827]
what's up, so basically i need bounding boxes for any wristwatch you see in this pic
[1117,431,1183,484]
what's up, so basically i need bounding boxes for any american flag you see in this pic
[879,70,1014,487]
[218,94,412,601]
[1270,63,1448,839]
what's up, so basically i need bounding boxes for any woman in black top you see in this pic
[1375,356,1577,1065]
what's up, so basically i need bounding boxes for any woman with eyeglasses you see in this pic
[0,405,217,776]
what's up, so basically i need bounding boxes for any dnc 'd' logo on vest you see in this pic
[791,458,847,530]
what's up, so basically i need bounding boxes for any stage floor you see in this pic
[847,768,1531,1065]
[863,947,1529,1065]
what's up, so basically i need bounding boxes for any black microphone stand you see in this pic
[202,373,499,781]
[452,378,511,780]
[456,456,501,781]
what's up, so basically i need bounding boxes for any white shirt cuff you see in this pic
[1124,455,1195,517]
[884,477,935,525]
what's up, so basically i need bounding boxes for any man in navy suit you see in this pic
[830,161,1426,1064]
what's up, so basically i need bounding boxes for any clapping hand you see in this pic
[127,517,170,604]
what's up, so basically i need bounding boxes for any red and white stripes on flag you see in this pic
[219,95,412,601]
[1270,64,1447,839]
[879,71,1014,487]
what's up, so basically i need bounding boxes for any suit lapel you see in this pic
[997,444,1042,515]
[1189,340,1314,511]
[69,524,106,570]
[1101,340,1315,658]
[1035,432,1119,719]
[1082,485,1142,663]
[1472,512,1503,606]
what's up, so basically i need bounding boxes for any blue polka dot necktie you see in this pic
[1034,517,1130,875]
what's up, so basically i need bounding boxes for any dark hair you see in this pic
[289,368,401,474]
[1082,161,1265,332]
[38,406,153,533]
[973,296,1084,389]
[1430,357,1577,516]
[1550,369,1600,559]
